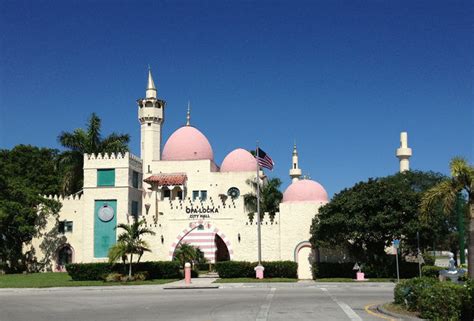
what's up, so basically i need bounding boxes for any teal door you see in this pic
[94,200,117,258]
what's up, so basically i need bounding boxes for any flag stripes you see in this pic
[256,147,274,170]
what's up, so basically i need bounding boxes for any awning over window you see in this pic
[143,173,187,186]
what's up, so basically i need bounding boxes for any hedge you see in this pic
[66,261,181,281]
[418,282,469,320]
[421,265,444,278]
[394,277,438,310]
[215,261,298,278]
[312,260,421,279]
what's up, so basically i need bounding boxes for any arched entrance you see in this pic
[56,244,74,272]
[169,223,233,263]
[294,241,314,279]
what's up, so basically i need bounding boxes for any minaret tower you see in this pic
[137,69,166,174]
[289,143,302,182]
[396,131,412,172]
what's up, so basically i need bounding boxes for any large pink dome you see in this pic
[162,126,214,161]
[220,148,258,172]
[282,179,329,203]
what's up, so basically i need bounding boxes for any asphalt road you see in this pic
[0,283,395,321]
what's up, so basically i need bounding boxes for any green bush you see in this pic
[418,282,468,320]
[261,261,297,278]
[215,261,298,279]
[312,262,355,279]
[393,277,438,310]
[66,261,181,281]
[215,261,254,278]
[66,263,112,281]
[421,265,443,278]
[105,273,123,282]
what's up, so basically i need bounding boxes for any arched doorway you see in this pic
[56,245,74,272]
[295,241,314,279]
[170,223,233,263]
[214,234,230,262]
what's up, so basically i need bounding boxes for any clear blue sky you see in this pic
[1,1,472,196]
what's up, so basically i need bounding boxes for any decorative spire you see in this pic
[293,140,298,156]
[146,67,157,99]
[396,131,412,172]
[186,101,191,126]
[289,142,302,183]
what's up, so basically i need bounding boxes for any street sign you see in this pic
[393,239,400,249]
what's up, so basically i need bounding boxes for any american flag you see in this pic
[256,147,274,170]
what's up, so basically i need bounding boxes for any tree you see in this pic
[173,243,207,268]
[244,177,283,220]
[421,157,473,277]
[0,145,62,272]
[108,219,155,278]
[58,113,130,195]
[310,171,451,270]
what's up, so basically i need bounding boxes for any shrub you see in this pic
[393,277,438,310]
[66,263,111,281]
[421,265,444,278]
[312,262,355,279]
[66,261,181,281]
[418,282,468,320]
[105,273,123,282]
[215,261,254,278]
[133,272,148,281]
[261,261,297,278]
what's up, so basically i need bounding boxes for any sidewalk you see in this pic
[163,272,219,289]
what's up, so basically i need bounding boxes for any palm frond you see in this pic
[421,179,459,218]
[87,113,102,152]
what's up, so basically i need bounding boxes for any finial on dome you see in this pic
[293,140,298,156]
[289,141,302,183]
[146,67,157,99]
[186,101,191,126]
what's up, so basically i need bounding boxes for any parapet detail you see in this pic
[42,194,83,201]
[84,152,142,163]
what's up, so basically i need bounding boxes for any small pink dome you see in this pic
[220,148,258,172]
[162,126,214,161]
[282,179,329,203]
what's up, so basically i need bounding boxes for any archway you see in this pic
[56,244,74,272]
[169,223,233,263]
[294,241,314,279]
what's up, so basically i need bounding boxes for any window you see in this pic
[97,169,115,186]
[132,171,139,188]
[177,190,183,200]
[163,189,171,198]
[192,190,207,201]
[59,221,73,233]
[131,201,139,217]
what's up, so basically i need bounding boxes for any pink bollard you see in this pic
[254,265,265,279]
[184,262,192,285]
[356,272,365,281]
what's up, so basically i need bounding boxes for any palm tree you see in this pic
[58,113,130,195]
[244,177,283,221]
[108,219,155,278]
[421,157,473,277]
[173,243,202,269]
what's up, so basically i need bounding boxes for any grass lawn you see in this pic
[0,272,178,288]
[382,303,420,318]
[315,278,397,282]
[214,278,298,283]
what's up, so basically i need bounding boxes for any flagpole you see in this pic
[256,143,262,265]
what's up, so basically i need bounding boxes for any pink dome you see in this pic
[282,179,329,203]
[162,126,214,161]
[220,148,258,172]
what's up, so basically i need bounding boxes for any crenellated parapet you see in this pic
[43,193,83,201]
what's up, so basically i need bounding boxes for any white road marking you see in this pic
[256,287,276,321]
[320,287,362,321]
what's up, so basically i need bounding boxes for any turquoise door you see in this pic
[94,200,117,258]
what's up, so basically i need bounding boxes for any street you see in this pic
[0,283,396,321]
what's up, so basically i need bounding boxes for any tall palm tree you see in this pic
[108,219,155,277]
[421,157,473,277]
[58,113,130,195]
[244,177,283,220]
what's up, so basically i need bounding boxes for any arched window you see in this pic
[57,245,73,266]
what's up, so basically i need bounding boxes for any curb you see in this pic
[377,303,425,321]
[163,285,219,290]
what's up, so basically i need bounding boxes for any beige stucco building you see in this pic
[30,71,329,279]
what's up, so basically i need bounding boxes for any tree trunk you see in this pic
[129,253,133,278]
[468,203,474,278]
